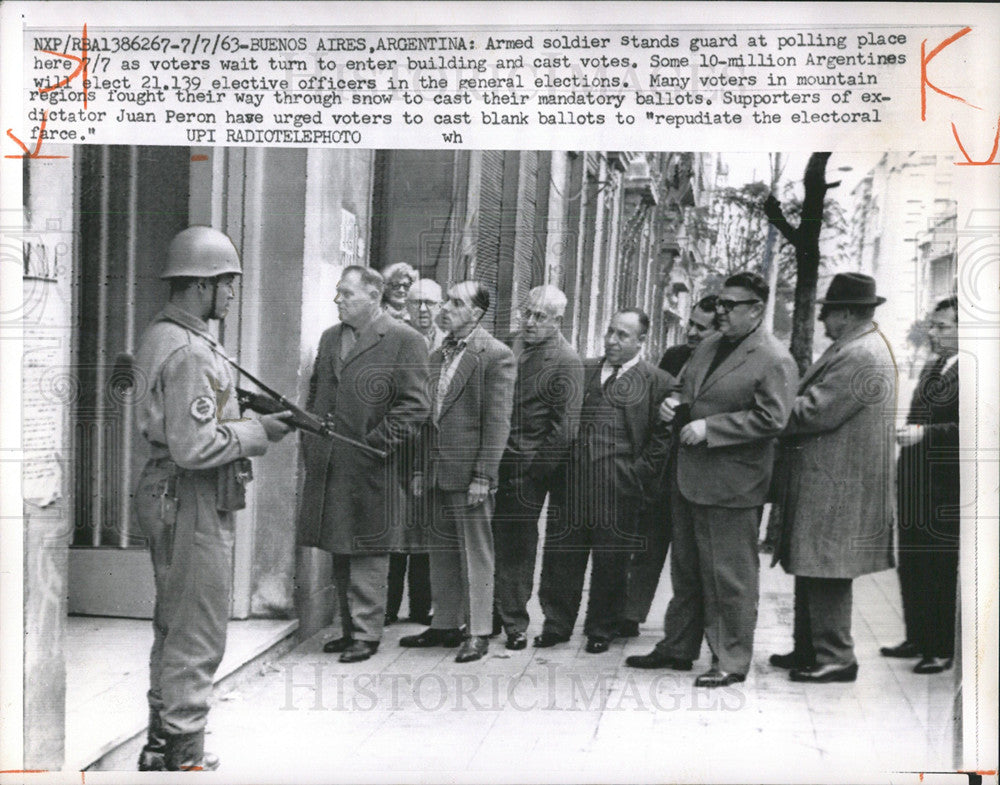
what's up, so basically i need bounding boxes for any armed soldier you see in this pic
[133,226,293,771]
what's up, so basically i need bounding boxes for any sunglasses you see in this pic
[715,298,760,313]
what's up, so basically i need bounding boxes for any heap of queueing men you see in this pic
[132,228,960,771]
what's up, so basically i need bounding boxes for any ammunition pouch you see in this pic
[216,457,253,511]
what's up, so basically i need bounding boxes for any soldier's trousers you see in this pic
[135,460,232,735]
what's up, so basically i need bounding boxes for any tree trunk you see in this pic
[763,152,833,375]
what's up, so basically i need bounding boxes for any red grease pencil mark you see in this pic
[920,27,979,121]
[920,27,999,166]
[952,118,1000,166]
[5,110,69,159]
[191,154,209,161]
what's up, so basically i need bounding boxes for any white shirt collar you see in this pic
[601,354,640,383]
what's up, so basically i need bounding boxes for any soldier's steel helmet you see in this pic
[161,226,242,279]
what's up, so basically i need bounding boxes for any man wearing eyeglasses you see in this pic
[627,272,797,688]
[491,286,584,651]
[405,278,446,352]
[380,262,417,323]
[384,278,446,629]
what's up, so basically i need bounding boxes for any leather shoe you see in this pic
[506,632,528,651]
[339,640,379,663]
[789,662,858,683]
[769,650,816,670]
[585,636,611,654]
[399,627,463,648]
[533,631,570,648]
[880,640,920,658]
[617,620,640,638]
[913,656,952,674]
[694,668,746,688]
[322,636,354,654]
[624,650,693,670]
[455,635,489,663]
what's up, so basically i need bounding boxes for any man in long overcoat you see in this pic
[298,265,430,663]
[772,273,896,683]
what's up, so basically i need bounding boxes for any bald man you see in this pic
[493,286,584,650]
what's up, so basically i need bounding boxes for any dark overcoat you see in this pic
[297,312,430,554]
[897,355,959,540]
[502,331,585,485]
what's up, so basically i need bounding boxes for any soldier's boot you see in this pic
[137,710,168,771]
[164,730,221,772]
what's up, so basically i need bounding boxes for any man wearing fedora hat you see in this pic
[771,272,897,683]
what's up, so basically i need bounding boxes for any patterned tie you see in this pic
[440,335,466,366]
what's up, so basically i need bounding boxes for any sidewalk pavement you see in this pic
[202,555,955,783]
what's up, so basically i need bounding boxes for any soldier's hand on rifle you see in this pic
[411,472,424,498]
[260,411,294,442]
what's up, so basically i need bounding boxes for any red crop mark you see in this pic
[38,23,89,110]
[920,27,999,166]
[5,110,69,159]
[191,154,209,161]
[920,27,979,121]
[952,117,1000,166]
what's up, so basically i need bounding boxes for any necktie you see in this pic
[603,365,621,395]
[339,325,356,362]
[441,336,466,366]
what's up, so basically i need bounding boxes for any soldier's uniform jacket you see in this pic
[135,302,269,474]
[132,300,269,737]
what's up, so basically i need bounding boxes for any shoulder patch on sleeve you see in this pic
[190,395,216,423]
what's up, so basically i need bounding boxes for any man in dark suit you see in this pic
[492,285,584,651]
[883,296,960,674]
[626,272,798,687]
[658,294,719,377]
[621,294,719,637]
[297,266,430,664]
[401,281,516,663]
[535,308,674,654]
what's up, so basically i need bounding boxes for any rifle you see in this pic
[112,350,387,459]
[225,358,388,459]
